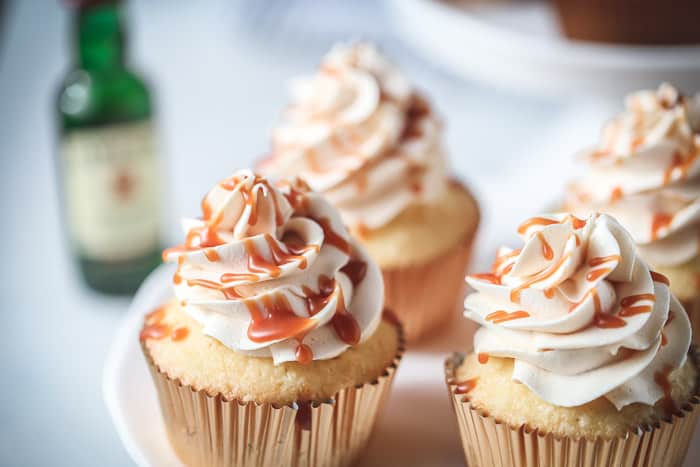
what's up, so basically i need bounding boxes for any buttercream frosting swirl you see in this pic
[465,213,691,409]
[163,170,383,365]
[567,83,700,267]
[260,42,448,230]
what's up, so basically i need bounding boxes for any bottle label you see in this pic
[61,121,160,261]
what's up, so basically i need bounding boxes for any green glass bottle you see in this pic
[57,0,161,295]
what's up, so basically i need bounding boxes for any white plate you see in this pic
[387,0,700,98]
[104,265,700,466]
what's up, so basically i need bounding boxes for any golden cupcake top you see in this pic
[260,42,448,232]
[159,169,384,365]
[567,83,700,267]
[464,212,692,409]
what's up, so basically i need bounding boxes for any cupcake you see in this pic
[141,170,403,467]
[447,212,699,467]
[260,42,479,341]
[552,0,700,45]
[566,84,700,342]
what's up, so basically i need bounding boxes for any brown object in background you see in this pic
[552,0,700,45]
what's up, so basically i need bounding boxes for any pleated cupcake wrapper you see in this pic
[444,349,700,467]
[383,229,476,342]
[142,325,404,467]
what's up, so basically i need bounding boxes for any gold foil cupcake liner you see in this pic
[383,230,476,342]
[142,324,404,467]
[445,349,700,467]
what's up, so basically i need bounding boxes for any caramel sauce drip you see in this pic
[401,94,430,141]
[186,278,243,299]
[610,186,623,203]
[282,179,310,213]
[301,275,336,316]
[203,249,220,262]
[536,232,554,260]
[330,288,361,345]
[544,288,555,299]
[454,377,479,395]
[654,365,678,414]
[501,263,514,275]
[517,217,557,235]
[140,323,169,342]
[295,401,312,430]
[651,271,671,286]
[218,176,240,191]
[586,268,611,282]
[619,305,653,317]
[584,289,626,328]
[295,343,313,365]
[468,273,501,285]
[314,217,351,255]
[201,196,213,221]
[355,223,371,240]
[589,255,621,267]
[477,353,489,364]
[517,214,586,235]
[140,305,170,342]
[245,294,316,343]
[593,312,627,328]
[651,212,673,241]
[173,270,182,285]
[485,310,530,324]
[620,293,656,308]
[171,327,189,341]
[340,259,367,287]
[382,308,401,327]
[663,150,699,186]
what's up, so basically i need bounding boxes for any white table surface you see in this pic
[5,1,681,466]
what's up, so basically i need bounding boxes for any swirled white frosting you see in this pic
[465,213,691,409]
[260,42,448,230]
[163,170,383,365]
[567,84,700,267]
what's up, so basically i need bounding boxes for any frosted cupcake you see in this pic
[260,42,479,341]
[566,84,700,342]
[447,213,699,467]
[141,170,403,467]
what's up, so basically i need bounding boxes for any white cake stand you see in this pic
[387,0,700,98]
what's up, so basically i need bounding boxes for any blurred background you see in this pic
[1,0,699,465]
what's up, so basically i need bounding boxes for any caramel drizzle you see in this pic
[220,233,319,284]
[139,306,190,343]
[651,212,673,241]
[588,255,621,267]
[544,288,555,299]
[510,252,572,304]
[243,271,362,364]
[663,149,699,186]
[517,214,586,235]
[314,217,351,255]
[485,310,530,324]
[491,249,521,273]
[651,271,670,286]
[477,353,489,364]
[468,273,501,285]
[536,232,553,260]
[609,186,623,203]
[163,175,289,265]
[586,268,611,282]
[454,377,479,395]
[654,365,678,414]
[618,293,655,317]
